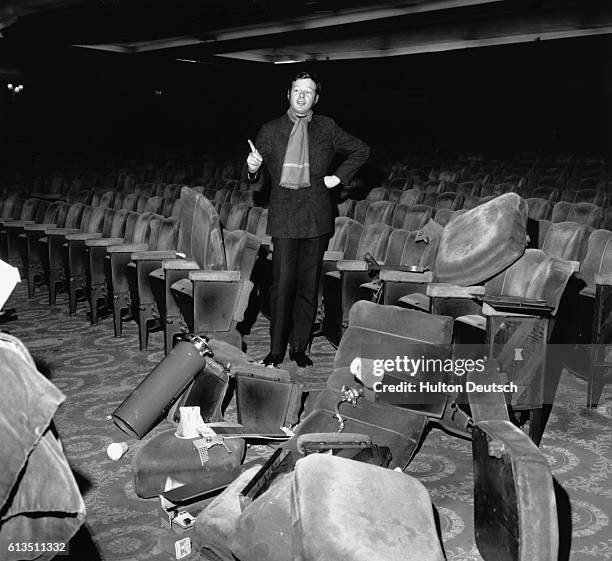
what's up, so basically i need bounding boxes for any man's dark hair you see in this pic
[289,71,322,96]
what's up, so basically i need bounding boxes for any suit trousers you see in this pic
[270,235,328,356]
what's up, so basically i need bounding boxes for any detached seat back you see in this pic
[297,300,454,467]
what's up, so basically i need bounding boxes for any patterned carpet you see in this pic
[2,282,611,561]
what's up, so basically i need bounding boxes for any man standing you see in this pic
[246,71,370,367]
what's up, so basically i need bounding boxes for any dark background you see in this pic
[1,33,610,162]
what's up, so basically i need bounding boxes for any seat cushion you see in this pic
[292,454,445,561]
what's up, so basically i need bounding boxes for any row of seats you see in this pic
[326,193,612,412]
[5,187,264,359]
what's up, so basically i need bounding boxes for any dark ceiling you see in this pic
[1,0,612,67]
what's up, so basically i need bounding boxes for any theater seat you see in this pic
[24,202,71,297]
[534,220,592,262]
[169,229,261,348]
[322,222,394,346]
[65,208,130,316]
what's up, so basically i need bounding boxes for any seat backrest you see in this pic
[456,181,477,197]
[19,198,40,221]
[384,222,441,269]
[121,211,140,243]
[387,188,403,204]
[129,212,154,245]
[354,223,394,261]
[435,192,463,211]
[62,203,85,229]
[422,180,443,194]
[538,220,592,263]
[225,204,251,231]
[574,189,605,206]
[434,208,462,226]
[391,204,432,230]
[462,194,481,210]
[363,201,395,226]
[0,195,19,218]
[112,192,125,210]
[485,248,575,315]
[41,202,61,224]
[136,183,155,197]
[328,217,357,252]
[85,206,108,234]
[560,189,577,203]
[434,192,528,286]
[33,200,50,223]
[552,201,602,228]
[97,191,116,208]
[526,197,551,220]
[108,209,130,238]
[136,194,150,213]
[190,190,226,270]
[364,187,388,202]
[142,195,163,214]
[353,200,370,223]
[218,202,232,227]
[153,216,180,251]
[334,301,454,383]
[532,186,559,202]
[223,230,261,279]
[120,193,139,211]
[256,209,268,237]
[245,206,264,234]
[162,183,181,199]
[337,199,357,218]
[398,189,422,207]
[213,189,231,205]
[579,229,612,295]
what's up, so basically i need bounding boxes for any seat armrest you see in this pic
[427,283,485,298]
[324,250,344,261]
[595,272,612,286]
[189,270,241,282]
[65,232,103,241]
[128,249,176,259]
[336,259,369,272]
[5,220,35,227]
[86,237,125,247]
[260,235,272,247]
[105,243,148,254]
[379,269,434,283]
[24,223,58,231]
[45,228,80,235]
[162,259,199,270]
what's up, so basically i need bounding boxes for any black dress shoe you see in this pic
[289,347,313,368]
[260,352,284,367]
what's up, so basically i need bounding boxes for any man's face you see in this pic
[287,78,318,116]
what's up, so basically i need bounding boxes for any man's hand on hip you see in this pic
[247,139,263,174]
[324,175,341,189]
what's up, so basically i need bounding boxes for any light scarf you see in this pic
[279,108,313,189]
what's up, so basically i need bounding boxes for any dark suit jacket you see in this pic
[251,113,370,238]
